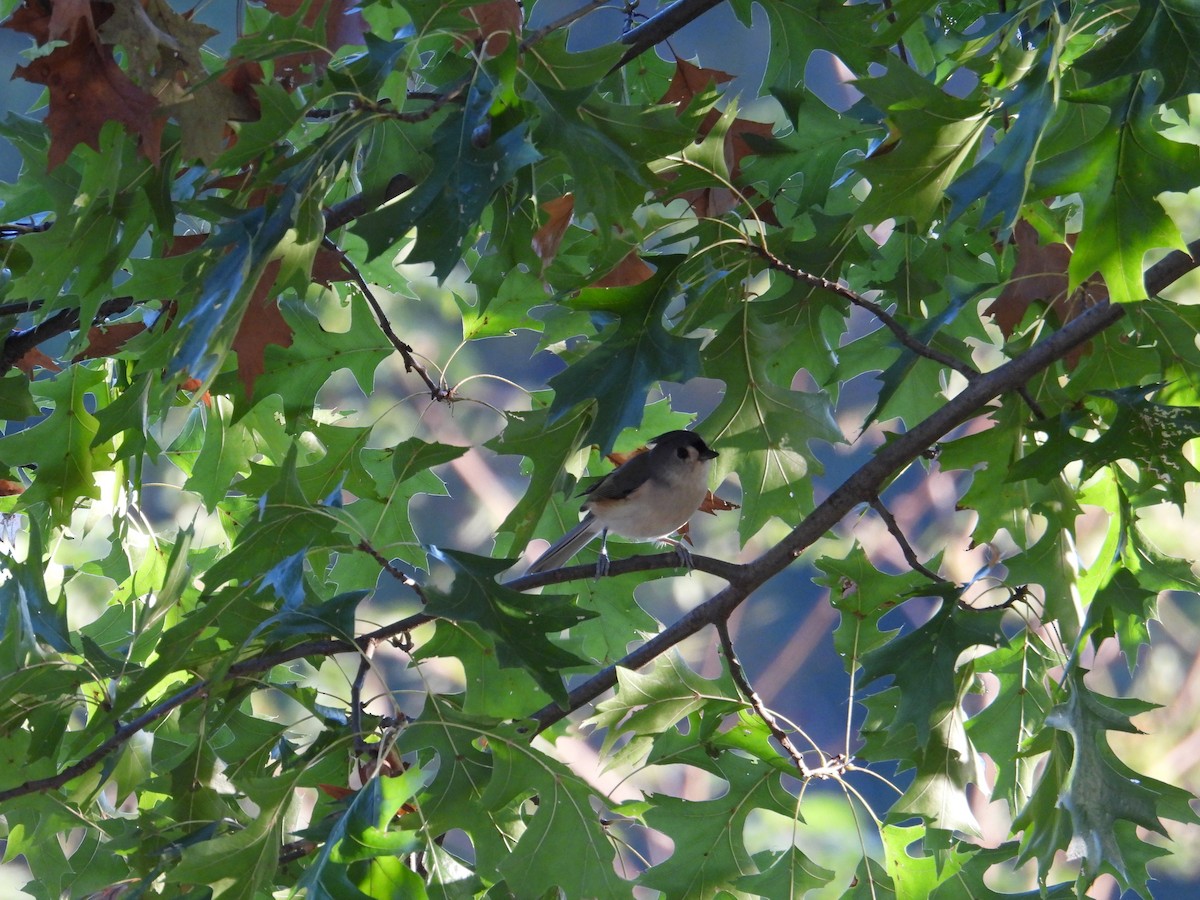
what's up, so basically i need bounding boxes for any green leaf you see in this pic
[1017,669,1198,888]
[734,846,836,897]
[858,596,1006,749]
[638,745,798,896]
[235,293,393,419]
[1031,88,1198,303]
[1012,385,1200,507]
[590,654,744,756]
[1076,0,1200,103]
[0,365,110,524]
[547,256,703,451]
[702,294,842,539]
[423,550,595,703]
[484,724,630,898]
[168,774,296,899]
[854,60,987,228]
[352,77,541,278]
[486,396,593,553]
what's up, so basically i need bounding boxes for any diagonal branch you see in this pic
[747,243,979,382]
[525,234,1200,729]
[0,296,136,374]
[611,0,730,71]
[529,297,1128,731]
[869,496,945,584]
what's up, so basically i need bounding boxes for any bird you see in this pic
[526,430,718,577]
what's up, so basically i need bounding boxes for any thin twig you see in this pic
[521,0,612,49]
[357,538,427,598]
[351,639,378,751]
[716,619,814,777]
[321,237,450,402]
[748,243,979,381]
[868,496,945,584]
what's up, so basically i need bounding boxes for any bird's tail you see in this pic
[526,516,601,573]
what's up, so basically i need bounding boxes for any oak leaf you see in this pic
[12,12,163,168]
[532,194,575,271]
[591,251,655,288]
[462,0,523,57]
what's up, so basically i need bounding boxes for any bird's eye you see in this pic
[676,447,689,460]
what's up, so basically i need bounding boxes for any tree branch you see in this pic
[522,236,1200,731]
[0,296,135,374]
[748,243,979,382]
[869,496,945,584]
[321,237,451,401]
[717,619,814,777]
[529,297,1128,731]
[611,0,730,71]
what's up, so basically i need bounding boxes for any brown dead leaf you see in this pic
[984,218,1104,336]
[13,17,163,169]
[233,259,294,395]
[988,219,1108,366]
[14,347,62,377]
[461,0,523,57]
[532,194,574,271]
[318,783,356,801]
[0,480,26,497]
[659,58,775,217]
[4,0,92,44]
[659,58,734,109]
[698,492,740,515]
[591,251,654,288]
[263,0,367,84]
[72,322,148,361]
[311,245,355,286]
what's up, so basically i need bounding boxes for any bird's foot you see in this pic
[593,545,610,580]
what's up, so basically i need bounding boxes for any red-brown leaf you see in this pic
[0,480,26,497]
[987,220,1108,367]
[232,259,294,395]
[462,0,523,57]
[14,347,62,377]
[591,251,654,288]
[73,322,147,361]
[263,0,367,83]
[532,194,574,270]
[14,22,162,168]
[659,58,734,109]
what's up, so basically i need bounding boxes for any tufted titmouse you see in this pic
[527,430,718,576]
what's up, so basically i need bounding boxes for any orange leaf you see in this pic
[178,377,212,406]
[12,11,163,169]
[232,259,294,395]
[698,491,739,516]
[532,194,574,270]
[591,251,654,288]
